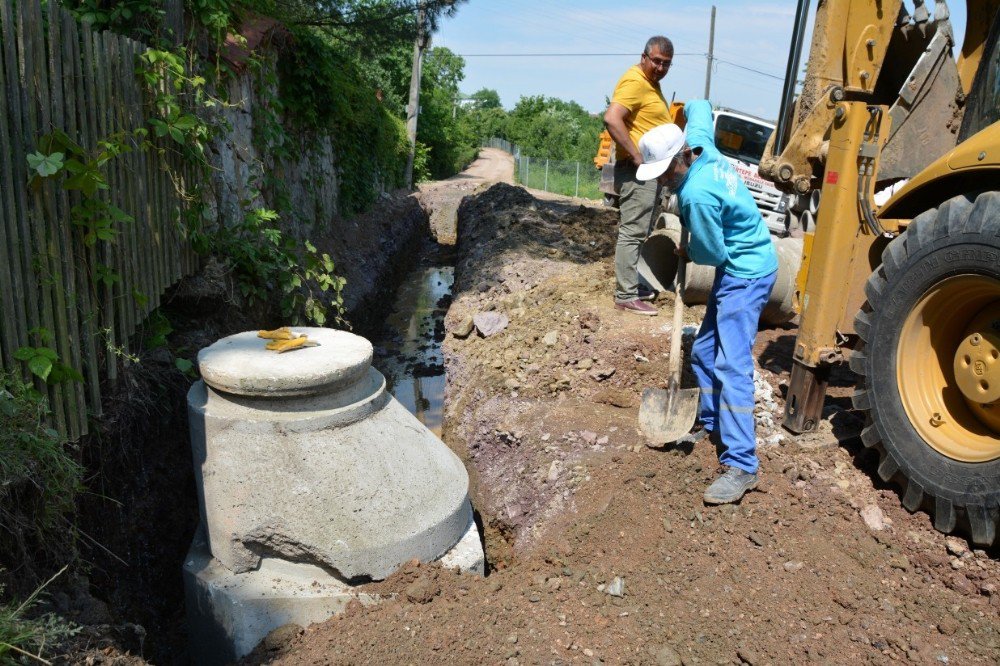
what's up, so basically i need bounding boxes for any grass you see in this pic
[518,158,602,200]
[0,566,76,664]
[0,374,83,574]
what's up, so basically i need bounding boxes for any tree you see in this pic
[504,96,603,163]
[414,47,477,179]
[469,88,501,110]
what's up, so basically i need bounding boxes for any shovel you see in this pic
[639,227,701,446]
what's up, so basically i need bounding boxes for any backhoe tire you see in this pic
[851,192,1000,546]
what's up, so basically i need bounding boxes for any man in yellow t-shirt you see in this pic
[603,36,674,315]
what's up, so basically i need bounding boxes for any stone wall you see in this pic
[199,52,426,323]
[205,56,340,239]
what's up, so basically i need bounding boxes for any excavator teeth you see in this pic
[880,238,906,279]
[851,387,870,410]
[863,273,885,308]
[934,496,956,533]
[902,480,924,512]
[966,505,998,546]
[853,310,871,341]
[848,351,867,376]
[877,454,899,482]
[860,424,880,449]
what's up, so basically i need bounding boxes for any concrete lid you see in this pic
[198,328,373,397]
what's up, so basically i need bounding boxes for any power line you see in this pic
[713,57,784,81]
[456,51,784,82]
[457,52,702,57]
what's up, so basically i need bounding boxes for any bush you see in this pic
[277,27,409,214]
[0,374,83,571]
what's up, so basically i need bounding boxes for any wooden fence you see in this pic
[0,0,199,440]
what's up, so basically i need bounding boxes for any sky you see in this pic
[435,0,968,121]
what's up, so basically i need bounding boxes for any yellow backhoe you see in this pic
[761,0,1000,544]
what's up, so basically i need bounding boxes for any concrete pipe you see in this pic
[808,189,821,216]
[760,236,803,325]
[681,261,717,306]
[679,236,803,326]
[637,227,680,293]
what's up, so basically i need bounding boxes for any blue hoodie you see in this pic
[675,100,778,279]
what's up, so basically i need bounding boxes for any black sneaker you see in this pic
[675,428,711,446]
[637,285,657,302]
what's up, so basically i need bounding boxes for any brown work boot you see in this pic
[614,299,658,316]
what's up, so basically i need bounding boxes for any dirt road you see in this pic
[417,148,514,244]
[249,176,999,665]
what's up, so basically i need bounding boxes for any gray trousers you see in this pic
[614,162,661,301]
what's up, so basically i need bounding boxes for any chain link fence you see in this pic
[483,138,602,200]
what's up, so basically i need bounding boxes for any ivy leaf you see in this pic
[149,118,168,137]
[173,114,200,131]
[28,354,53,381]
[174,357,195,377]
[27,151,64,177]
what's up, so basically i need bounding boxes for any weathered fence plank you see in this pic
[0,1,27,370]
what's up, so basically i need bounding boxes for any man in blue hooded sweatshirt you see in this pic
[636,100,778,504]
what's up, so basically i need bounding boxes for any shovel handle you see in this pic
[668,227,690,383]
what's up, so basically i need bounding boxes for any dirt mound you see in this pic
[247,184,1000,665]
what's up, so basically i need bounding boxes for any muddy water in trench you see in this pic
[372,253,454,435]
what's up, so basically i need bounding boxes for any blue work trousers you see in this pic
[690,269,777,474]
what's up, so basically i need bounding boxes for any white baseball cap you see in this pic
[636,124,686,181]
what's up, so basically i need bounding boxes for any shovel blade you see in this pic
[638,386,701,445]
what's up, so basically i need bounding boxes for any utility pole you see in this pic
[405,3,428,189]
[704,5,716,99]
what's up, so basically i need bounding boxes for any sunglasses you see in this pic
[643,53,672,69]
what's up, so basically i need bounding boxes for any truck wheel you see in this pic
[851,192,1000,545]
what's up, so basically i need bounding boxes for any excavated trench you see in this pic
[69,195,457,663]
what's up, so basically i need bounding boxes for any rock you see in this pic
[591,388,636,408]
[980,582,997,596]
[737,645,760,665]
[783,561,804,572]
[945,537,970,558]
[589,366,616,382]
[452,316,474,338]
[945,573,978,596]
[652,644,682,666]
[542,331,559,346]
[260,623,303,652]
[580,431,598,445]
[889,554,910,571]
[937,617,959,636]
[547,461,561,483]
[605,576,625,597]
[577,358,594,370]
[405,577,441,604]
[474,312,510,337]
[860,504,887,531]
[748,532,766,548]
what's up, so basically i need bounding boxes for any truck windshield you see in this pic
[714,114,773,166]
[959,12,1000,142]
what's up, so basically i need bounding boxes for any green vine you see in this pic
[13,329,83,385]
[137,47,347,326]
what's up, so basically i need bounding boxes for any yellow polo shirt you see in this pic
[610,65,673,159]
